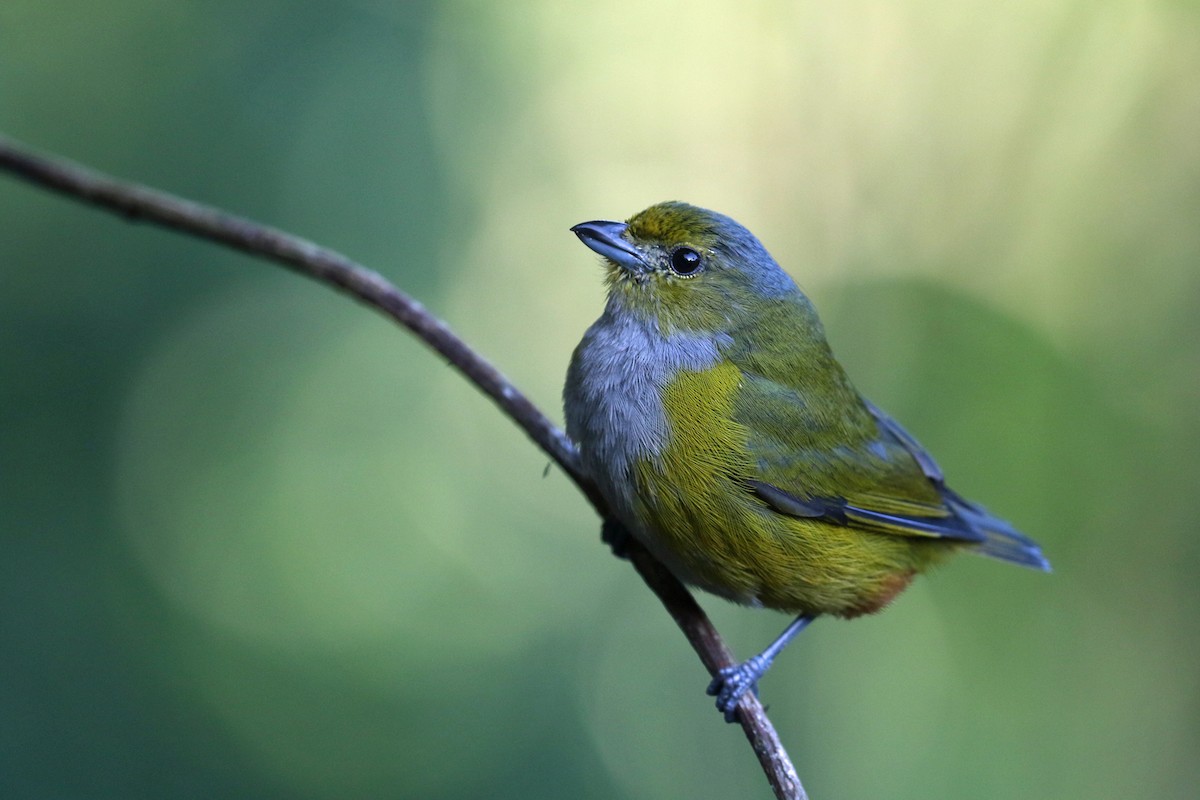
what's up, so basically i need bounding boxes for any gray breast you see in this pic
[563,303,729,519]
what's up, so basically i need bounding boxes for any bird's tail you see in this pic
[948,489,1051,571]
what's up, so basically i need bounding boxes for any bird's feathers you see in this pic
[718,294,1046,567]
[566,201,1050,618]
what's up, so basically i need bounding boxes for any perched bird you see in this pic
[564,201,1049,722]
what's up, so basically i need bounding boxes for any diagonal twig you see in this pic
[0,133,807,800]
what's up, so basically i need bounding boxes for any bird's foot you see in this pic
[706,654,769,723]
[600,518,632,560]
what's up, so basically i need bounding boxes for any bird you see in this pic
[563,201,1049,722]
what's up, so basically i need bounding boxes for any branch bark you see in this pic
[0,134,807,800]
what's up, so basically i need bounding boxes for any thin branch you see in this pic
[0,134,807,800]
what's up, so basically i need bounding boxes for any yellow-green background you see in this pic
[2,2,1197,798]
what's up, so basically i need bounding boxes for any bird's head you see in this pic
[571,202,800,333]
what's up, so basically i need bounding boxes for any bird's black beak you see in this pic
[570,220,648,272]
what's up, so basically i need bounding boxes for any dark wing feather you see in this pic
[863,398,944,484]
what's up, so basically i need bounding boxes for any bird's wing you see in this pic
[730,369,985,543]
[862,398,1048,567]
[862,398,944,484]
[717,301,1049,566]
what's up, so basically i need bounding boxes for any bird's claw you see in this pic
[600,518,633,560]
[706,656,766,723]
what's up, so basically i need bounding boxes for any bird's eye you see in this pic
[669,246,703,276]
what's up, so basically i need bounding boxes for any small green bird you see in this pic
[564,201,1049,722]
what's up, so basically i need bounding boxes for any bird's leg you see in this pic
[706,614,815,723]
[600,518,632,560]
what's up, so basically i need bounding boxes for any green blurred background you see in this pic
[2,2,1198,798]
